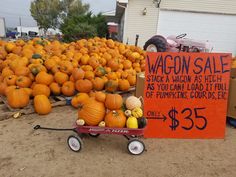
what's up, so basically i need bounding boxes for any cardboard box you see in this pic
[227,78,236,119]
[231,68,236,78]
[135,72,145,98]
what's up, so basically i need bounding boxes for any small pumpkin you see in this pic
[95,91,106,103]
[49,82,61,95]
[78,98,106,126]
[71,93,89,108]
[1,68,14,78]
[124,110,132,117]
[105,110,126,128]
[125,96,142,110]
[95,66,106,77]
[75,79,92,93]
[105,80,118,93]
[105,94,123,110]
[14,66,30,76]
[127,74,136,86]
[32,53,42,59]
[7,86,30,108]
[118,79,130,91]
[61,81,75,96]
[138,117,147,128]
[84,70,95,80]
[54,72,69,85]
[132,107,143,118]
[126,116,138,129]
[32,84,50,97]
[98,121,106,127]
[34,95,52,115]
[72,68,85,81]
[76,119,85,126]
[5,75,17,86]
[5,85,17,96]
[0,82,7,95]
[35,71,53,85]
[16,76,32,88]
[92,77,105,91]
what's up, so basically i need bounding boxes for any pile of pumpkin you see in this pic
[0,37,146,114]
[76,93,147,129]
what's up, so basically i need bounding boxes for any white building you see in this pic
[107,0,236,54]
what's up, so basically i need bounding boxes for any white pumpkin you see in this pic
[125,96,142,110]
[76,119,85,126]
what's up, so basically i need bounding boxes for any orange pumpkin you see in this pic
[5,75,17,86]
[59,60,73,74]
[95,91,106,103]
[88,56,100,69]
[54,72,69,85]
[84,70,95,80]
[7,87,30,108]
[92,77,105,91]
[107,59,119,71]
[94,66,107,77]
[44,58,57,70]
[14,66,30,76]
[23,88,33,97]
[107,72,118,80]
[105,80,118,93]
[75,79,93,93]
[35,71,53,85]
[2,67,14,78]
[71,93,89,108]
[51,65,61,74]
[123,60,132,69]
[105,110,126,128]
[32,84,50,97]
[127,75,136,86]
[34,95,52,115]
[105,94,123,110]
[0,82,7,95]
[5,85,17,96]
[118,79,130,91]
[61,81,75,96]
[72,68,85,81]
[16,76,32,88]
[78,98,106,126]
[49,82,61,95]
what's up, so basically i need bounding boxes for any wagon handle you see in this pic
[33,124,76,132]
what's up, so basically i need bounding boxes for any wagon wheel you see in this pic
[89,133,100,137]
[67,135,83,152]
[127,139,145,155]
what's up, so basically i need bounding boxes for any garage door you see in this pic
[157,10,236,55]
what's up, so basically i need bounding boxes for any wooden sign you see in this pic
[144,52,231,138]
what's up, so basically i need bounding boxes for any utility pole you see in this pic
[19,16,22,37]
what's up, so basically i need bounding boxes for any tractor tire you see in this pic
[144,36,167,52]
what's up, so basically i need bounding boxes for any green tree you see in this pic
[30,0,62,35]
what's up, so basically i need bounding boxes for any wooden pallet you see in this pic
[0,95,70,121]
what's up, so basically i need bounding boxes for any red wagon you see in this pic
[34,124,146,155]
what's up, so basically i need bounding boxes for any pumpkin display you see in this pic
[105,94,123,110]
[126,116,138,129]
[61,81,75,96]
[71,93,89,108]
[49,82,61,95]
[125,96,142,110]
[78,98,106,126]
[34,95,52,115]
[35,71,53,85]
[7,86,30,108]
[105,110,126,128]
[75,79,92,93]
[32,84,50,97]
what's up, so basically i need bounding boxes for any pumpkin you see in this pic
[23,88,33,97]
[72,68,85,81]
[32,53,42,59]
[75,79,92,93]
[105,80,118,93]
[14,66,30,76]
[88,56,100,69]
[71,93,89,108]
[127,74,136,86]
[34,95,52,115]
[78,98,105,126]
[0,82,7,95]
[138,117,147,128]
[2,68,14,78]
[105,94,123,110]
[44,58,57,70]
[107,72,118,80]
[92,77,105,91]
[132,107,143,118]
[125,96,142,110]
[95,66,106,77]
[84,70,95,80]
[98,121,106,127]
[35,71,53,85]
[105,110,126,128]
[126,116,138,129]
[16,76,32,88]
[61,81,75,96]
[32,84,50,97]
[5,75,17,86]
[7,86,30,108]
[5,85,17,96]
[49,82,61,95]
[118,79,130,91]
[54,72,69,85]
[59,60,73,74]
[95,91,106,103]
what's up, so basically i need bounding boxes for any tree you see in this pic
[30,0,62,35]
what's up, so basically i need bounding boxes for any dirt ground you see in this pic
[0,106,236,177]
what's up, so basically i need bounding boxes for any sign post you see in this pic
[144,52,231,138]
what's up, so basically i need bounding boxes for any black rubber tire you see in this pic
[143,36,167,52]
[89,133,100,138]
[127,139,145,155]
[67,135,83,152]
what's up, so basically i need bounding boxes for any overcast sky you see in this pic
[0,0,116,28]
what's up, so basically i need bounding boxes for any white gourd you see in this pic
[125,96,141,110]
